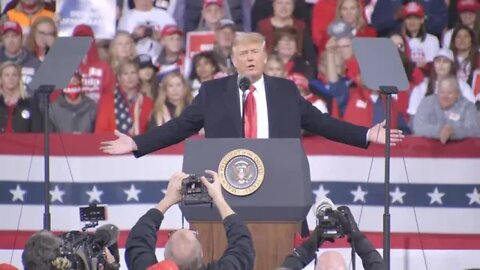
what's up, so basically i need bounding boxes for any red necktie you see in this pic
[244,85,257,138]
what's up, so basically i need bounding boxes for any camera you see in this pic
[54,205,119,270]
[314,200,352,239]
[316,208,348,238]
[181,174,213,205]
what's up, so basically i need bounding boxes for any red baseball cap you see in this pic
[457,0,480,13]
[1,21,22,36]
[288,73,309,90]
[146,260,179,270]
[72,24,95,38]
[403,2,425,18]
[160,24,183,37]
[203,0,223,8]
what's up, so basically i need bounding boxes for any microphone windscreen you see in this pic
[238,75,251,92]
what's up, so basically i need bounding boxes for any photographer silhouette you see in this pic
[278,204,384,270]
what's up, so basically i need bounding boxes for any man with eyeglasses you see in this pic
[125,170,255,270]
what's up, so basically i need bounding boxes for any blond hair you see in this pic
[108,31,137,73]
[232,32,266,53]
[153,72,193,125]
[335,0,366,30]
[25,16,57,53]
[0,61,26,98]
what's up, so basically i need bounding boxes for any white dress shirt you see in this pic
[238,75,269,138]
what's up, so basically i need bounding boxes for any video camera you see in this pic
[181,174,214,205]
[54,204,119,270]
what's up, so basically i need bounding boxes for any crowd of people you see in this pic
[0,0,480,143]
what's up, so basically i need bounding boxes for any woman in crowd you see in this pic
[256,0,316,67]
[389,32,425,119]
[408,48,475,120]
[442,0,480,49]
[189,51,220,96]
[149,72,192,127]
[25,16,57,61]
[95,60,153,136]
[0,61,40,133]
[332,0,376,43]
[450,25,480,85]
[135,54,159,99]
[402,1,440,72]
[108,31,137,73]
[273,26,315,79]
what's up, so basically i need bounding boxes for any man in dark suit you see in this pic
[100,32,403,155]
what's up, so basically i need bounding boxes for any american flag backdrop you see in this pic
[0,134,479,270]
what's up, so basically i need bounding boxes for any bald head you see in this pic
[315,251,347,270]
[164,229,203,269]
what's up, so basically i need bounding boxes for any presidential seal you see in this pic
[218,149,265,196]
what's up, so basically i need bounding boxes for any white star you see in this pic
[427,187,445,205]
[313,185,330,202]
[9,184,27,202]
[86,185,104,203]
[50,185,65,203]
[124,184,141,202]
[389,186,406,204]
[350,185,368,203]
[466,187,480,205]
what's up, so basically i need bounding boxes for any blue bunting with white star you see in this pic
[1,181,479,208]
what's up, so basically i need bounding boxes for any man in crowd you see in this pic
[413,75,480,143]
[211,19,236,75]
[100,32,403,156]
[0,20,41,94]
[125,170,255,270]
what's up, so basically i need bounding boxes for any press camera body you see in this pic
[181,174,214,205]
[54,205,118,270]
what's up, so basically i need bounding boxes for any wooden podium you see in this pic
[190,222,301,270]
[181,139,313,270]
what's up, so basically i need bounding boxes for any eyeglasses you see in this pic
[168,229,199,238]
[38,30,55,37]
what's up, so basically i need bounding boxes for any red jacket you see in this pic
[73,25,115,103]
[95,91,153,135]
[340,87,400,128]
[256,18,306,54]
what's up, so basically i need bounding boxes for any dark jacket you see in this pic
[0,97,42,133]
[125,209,255,270]
[49,95,97,133]
[132,75,369,157]
[281,232,384,270]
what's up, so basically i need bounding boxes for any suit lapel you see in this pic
[225,75,243,137]
[264,75,280,138]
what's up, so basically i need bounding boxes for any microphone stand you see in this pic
[241,89,247,138]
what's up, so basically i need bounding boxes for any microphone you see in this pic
[312,197,335,218]
[238,75,251,92]
[92,224,119,248]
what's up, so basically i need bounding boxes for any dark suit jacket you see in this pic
[133,74,369,157]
